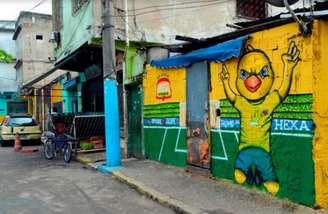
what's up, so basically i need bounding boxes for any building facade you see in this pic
[0,20,27,122]
[13,12,53,89]
[13,11,54,120]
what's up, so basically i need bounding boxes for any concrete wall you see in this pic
[54,0,100,62]
[14,12,53,87]
[122,0,311,44]
[54,0,316,75]
[312,19,328,208]
[122,0,242,44]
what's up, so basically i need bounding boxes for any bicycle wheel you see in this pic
[44,140,55,160]
[63,143,72,163]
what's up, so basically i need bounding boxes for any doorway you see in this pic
[186,62,210,169]
[127,84,143,159]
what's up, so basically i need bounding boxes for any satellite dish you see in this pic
[266,0,299,7]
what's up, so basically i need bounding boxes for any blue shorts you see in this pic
[235,147,277,182]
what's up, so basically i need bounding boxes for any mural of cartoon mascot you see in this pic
[220,41,300,195]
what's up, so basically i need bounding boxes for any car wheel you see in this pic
[44,140,55,160]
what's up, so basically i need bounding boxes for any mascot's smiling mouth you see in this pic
[244,75,262,92]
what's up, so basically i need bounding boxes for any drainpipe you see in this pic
[123,0,129,158]
[283,0,308,34]
[41,88,45,131]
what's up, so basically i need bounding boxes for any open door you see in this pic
[186,62,210,169]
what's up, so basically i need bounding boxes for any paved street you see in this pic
[0,146,174,214]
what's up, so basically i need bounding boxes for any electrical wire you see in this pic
[117,0,230,41]
[127,0,224,12]
[29,0,47,11]
[111,0,230,17]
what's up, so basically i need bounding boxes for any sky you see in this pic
[0,0,52,21]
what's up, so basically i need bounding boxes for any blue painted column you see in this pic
[98,79,121,172]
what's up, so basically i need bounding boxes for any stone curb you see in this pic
[76,155,99,170]
[111,171,207,214]
[76,155,208,214]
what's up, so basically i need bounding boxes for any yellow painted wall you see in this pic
[210,22,314,129]
[313,20,328,208]
[0,116,5,123]
[51,82,63,105]
[210,22,313,102]
[144,65,187,126]
[144,65,186,105]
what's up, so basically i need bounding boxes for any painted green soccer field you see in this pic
[144,127,187,167]
[210,129,315,206]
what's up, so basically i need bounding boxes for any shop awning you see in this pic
[151,36,249,69]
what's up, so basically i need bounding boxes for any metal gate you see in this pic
[186,62,210,169]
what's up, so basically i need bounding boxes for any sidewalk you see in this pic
[76,153,323,214]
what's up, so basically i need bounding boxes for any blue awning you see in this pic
[151,36,249,69]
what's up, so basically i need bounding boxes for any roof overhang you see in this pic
[56,43,103,71]
[22,43,102,89]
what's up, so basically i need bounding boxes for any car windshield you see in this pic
[7,117,37,127]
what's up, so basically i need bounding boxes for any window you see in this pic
[7,102,28,114]
[237,0,267,19]
[72,0,89,15]
[7,117,37,127]
[36,35,43,40]
[53,0,63,31]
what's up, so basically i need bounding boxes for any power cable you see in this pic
[29,0,47,11]
[127,0,225,12]
[111,0,230,17]
[117,0,230,39]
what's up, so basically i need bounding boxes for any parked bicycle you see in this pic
[41,113,78,163]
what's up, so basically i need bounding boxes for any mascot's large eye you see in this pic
[240,69,249,80]
[260,66,269,78]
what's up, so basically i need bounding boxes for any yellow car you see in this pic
[0,114,41,146]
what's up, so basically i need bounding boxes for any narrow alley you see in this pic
[0,147,173,214]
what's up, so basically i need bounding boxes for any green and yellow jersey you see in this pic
[234,91,281,152]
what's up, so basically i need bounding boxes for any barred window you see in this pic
[72,0,89,15]
[53,0,63,31]
[237,0,267,19]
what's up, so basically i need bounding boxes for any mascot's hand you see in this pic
[282,41,300,70]
[221,64,230,80]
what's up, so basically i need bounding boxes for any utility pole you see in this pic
[99,0,121,172]
[122,0,129,156]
